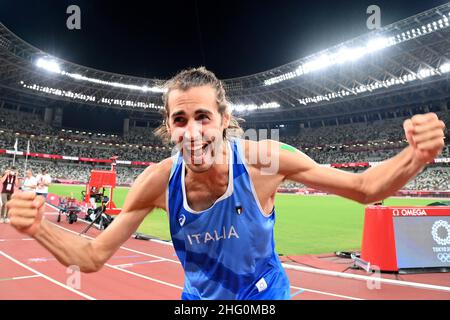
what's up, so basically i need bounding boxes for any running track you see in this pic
[0,204,449,300]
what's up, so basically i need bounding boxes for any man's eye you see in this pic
[197,114,209,120]
[174,118,186,123]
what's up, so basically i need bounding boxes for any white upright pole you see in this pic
[12,138,18,167]
[24,140,30,173]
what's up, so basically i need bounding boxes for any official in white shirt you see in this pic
[36,169,52,200]
[22,170,38,192]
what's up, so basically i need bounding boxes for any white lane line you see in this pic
[283,263,450,293]
[35,219,365,298]
[45,204,173,247]
[112,259,167,268]
[47,221,184,290]
[45,205,450,295]
[4,214,415,300]
[0,250,95,300]
[11,275,41,280]
[49,216,180,264]
[150,239,173,246]
[290,285,363,300]
[105,263,183,290]
[0,275,41,281]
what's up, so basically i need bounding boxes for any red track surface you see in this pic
[0,204,449,300]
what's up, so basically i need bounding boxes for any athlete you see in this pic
[7,67,446,300]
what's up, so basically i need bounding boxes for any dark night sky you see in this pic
[0,0,447,80]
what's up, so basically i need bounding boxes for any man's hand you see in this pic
[7,192,45,237]
[403,113,446,164]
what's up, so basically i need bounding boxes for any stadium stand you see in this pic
[1,105,448,190]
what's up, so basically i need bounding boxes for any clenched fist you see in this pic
[403,113,446,164]
[6,192,45,237]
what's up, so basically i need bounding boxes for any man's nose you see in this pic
[184,121,202,141]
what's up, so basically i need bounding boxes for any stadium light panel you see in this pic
[248,104,258,111]
[366,37,390,52]
[36,57,166,94]
[295,66,304,76]
[418,68,433,78]
[303,55,332,73]
[265,11,450,87]
[231,102,279,113]
[334,47,356,64]
[439,63,450,73]
[36,57,61,73]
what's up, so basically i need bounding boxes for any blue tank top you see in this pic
[167,138,290,300]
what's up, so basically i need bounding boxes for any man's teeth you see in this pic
[185,142,210,152]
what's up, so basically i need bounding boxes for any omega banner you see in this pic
[362,206,450,272]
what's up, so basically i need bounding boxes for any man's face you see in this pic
[26,170,32,177]
[166,85,230,172]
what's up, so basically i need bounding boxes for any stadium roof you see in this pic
[0,2,449,123]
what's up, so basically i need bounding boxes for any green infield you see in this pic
[49,184,440,255]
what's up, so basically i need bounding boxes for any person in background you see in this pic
[1,166,17,223]
[35,168,52,200]
[22,169,37,193]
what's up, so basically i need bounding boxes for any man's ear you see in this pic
[222,111,231,129]
[165,117,171,135]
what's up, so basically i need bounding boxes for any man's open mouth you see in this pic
[183,140,213,163]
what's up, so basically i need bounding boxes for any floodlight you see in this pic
[418,68,433,78]
[439,63,450,73]
[367,37,392,52]
[36,57,61,73]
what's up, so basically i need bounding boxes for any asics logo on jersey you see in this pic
[178,214,186,226]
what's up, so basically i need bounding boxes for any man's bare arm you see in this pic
[274,113,445,204]
[7,158,172,272]
[280,145,424,204]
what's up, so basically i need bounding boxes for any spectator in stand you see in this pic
[1,166,17,223]
[21,169,37,193]
[36,168,52,199]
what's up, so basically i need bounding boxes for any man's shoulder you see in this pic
[126,157,174,208]
[238,139,281,167]
[140,156,174,180]
[159,156,175,173]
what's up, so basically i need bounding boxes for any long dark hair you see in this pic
[154,67,243,143]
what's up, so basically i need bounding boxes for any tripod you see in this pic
[79,203,107,235]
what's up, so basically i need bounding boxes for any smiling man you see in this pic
[7,67,446,300]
